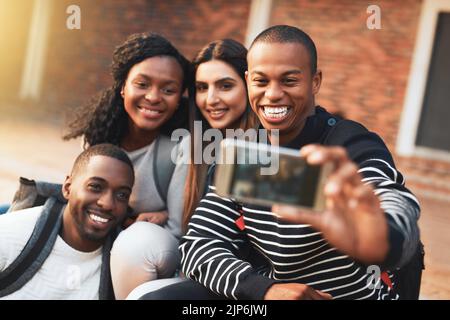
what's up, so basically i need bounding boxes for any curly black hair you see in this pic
[64,32,190,147]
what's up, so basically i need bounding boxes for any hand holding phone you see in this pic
[273,144,389,265]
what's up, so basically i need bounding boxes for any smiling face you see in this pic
[246,42,322,145]
[62,155,134,252]
[121,56,184,136]
[195,59,248,130]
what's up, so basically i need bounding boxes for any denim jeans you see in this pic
[0,204,10,215]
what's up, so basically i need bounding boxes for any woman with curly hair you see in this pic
[64,32,190,299]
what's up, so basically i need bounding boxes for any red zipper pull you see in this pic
[235,215,245,231]
[381,272,393,289]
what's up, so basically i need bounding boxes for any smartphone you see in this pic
[214,139,331,211]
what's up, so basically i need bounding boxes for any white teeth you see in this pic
[210,109,227,115]
[140,108,161,115]
[263,106,289,118]
[89,213,109,224]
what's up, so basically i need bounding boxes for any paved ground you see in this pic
[0,111,81,199]
[416,196,450,299]
[0,109,449,299]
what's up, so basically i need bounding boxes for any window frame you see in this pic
[396,0,450,162]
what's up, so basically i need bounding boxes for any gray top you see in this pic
[125,135,189,239]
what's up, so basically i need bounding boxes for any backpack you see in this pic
[152,134,180,205]
[392,242,425,300]
[6,177,65,212]
[7,134,180,214]
[323,114,425,300]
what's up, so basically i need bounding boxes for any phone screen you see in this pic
[228,147,322,208]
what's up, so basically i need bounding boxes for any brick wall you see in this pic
[397,155,450,201]
[269,0,450,200]
[41,0,251,112]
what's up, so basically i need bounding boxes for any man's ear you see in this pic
[62,175,72,200]
[312,69,322,95]
[245,70,249,82]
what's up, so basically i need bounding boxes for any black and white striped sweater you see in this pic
[180,107,420,300]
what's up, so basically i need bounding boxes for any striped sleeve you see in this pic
[329,120,420,270]
[179,190,275,300]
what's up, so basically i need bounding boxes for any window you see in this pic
[397,0,450,161]
[415,13,450,152]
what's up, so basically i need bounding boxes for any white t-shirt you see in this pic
[0,206,102,300]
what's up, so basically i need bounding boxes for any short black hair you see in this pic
[249,25,317,74]
[71,143,134,179]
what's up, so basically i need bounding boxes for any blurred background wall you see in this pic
[0,0,449,298]
[2,0,449,200]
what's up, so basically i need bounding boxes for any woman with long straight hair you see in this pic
[125,38,259,300]
[182,38,259,232]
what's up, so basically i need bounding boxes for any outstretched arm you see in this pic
[274,139,420,270]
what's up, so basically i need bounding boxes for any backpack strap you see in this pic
[320,114,343,146]
[99,228,119,300]
[0,197,63,296]
[153,134,179,205]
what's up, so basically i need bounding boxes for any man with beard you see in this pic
[0,143,134,299]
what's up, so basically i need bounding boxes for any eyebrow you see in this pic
[250,70,303,76]
[134,74,180,85]
[196,77,238,84]
[89,177,133,192]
